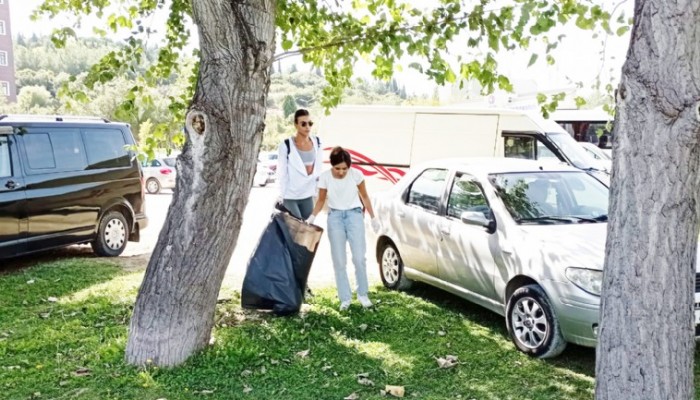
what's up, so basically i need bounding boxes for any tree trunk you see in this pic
[595,1,700,398]
[125,0,276,367]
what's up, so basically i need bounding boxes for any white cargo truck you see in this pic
[316,105,607,192]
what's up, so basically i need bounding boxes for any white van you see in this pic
[316,105,607,192]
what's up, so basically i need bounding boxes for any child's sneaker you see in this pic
[339,300,351,311]
[358,296,373,308]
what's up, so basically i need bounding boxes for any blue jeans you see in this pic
[327,207,368,303]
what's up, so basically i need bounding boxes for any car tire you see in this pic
[379,242,413,290]
[506,284,567,358]
[91,211,129,257]
[146,178,161,194]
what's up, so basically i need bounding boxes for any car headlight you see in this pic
[565,267,602,296]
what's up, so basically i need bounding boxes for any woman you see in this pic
[306,147,380,311]
[276,109,324,220]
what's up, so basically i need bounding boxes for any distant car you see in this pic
[141,157,177,194]
[253,162,274,187]
[258,151,278,180]
[369,158,700,358]
[579,142,611,172]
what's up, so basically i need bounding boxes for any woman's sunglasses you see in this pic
[299,121,314,127]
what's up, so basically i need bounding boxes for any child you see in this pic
[306,147,380,310]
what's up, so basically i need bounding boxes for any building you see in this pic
[0,0,16,102]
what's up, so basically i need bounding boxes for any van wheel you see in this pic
[506,284,567,358]
[379,242,413,290]
[146,178,161,194]
[92,211,129,257]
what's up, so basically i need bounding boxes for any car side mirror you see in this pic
[460,211,496,233]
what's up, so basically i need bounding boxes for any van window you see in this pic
[504,136,535,159]
[23,130,87,171]
[82,129,130,169]
[407,168,447,213]
[24,133,56,169]
[0,136,10,177]
[447,174,490,219]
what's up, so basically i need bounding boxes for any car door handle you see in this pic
[439,226,450,236]
[5,180,20,190]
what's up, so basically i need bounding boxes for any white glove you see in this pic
[305,215,316,225]
[371,217,380,233]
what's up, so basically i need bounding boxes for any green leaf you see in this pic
[616,26,630,36]
[282,39,293,51]
[527,53,538,67]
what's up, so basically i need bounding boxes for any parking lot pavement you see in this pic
[134,184,381,294]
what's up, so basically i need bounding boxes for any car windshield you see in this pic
[489,171,609,224]
[581,142,611,161]
[162,157,176,167]
[546,132,600,170]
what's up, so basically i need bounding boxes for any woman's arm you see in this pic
[276,142,287,198]
[308,188,327,221]
[357,181,375,219]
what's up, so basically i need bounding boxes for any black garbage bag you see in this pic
[241,207,323,316]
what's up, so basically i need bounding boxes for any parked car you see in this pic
[0,114,148,259]
[253,161,274,187]
[258,151,278,180]
[141,156,177,194]
[578,142,611,173]
[370,157,700,357]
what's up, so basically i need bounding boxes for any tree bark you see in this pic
[595,1,700,398]
[125,0,276,367]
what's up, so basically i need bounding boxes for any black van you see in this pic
[0,115,148,259]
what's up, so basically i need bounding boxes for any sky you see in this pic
[7,0,633,103]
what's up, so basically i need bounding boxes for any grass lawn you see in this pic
[0,258,696,399]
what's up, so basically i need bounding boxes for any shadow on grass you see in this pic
[5,261,699,400]
[0,245,98,275]
[404,283,597,376]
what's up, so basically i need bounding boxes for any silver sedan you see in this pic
[370,158,698,358]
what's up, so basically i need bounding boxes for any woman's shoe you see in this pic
[358,296,373,308]
[339,300,351,311]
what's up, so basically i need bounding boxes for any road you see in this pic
[125,183,381,292]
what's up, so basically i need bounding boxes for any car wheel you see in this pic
[506,284,567,358]
[379,242,413,290]
[146,178,161,194]
[91,211,129,257]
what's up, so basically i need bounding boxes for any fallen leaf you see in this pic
[321,365,333,371]
[47,297,58,303]
[260,366,266,374]
[295,349,310,358]
[27,280,35,284]
[384,385,405,397]
[198,390,214,395]
[72,367,91,377]
[357,376,374,386]
[344,392,360,400]
[39,313,51,319]
[359,324,368,332]
[436,355,459,369]
[270,359,279,365]
[437,330,446,336]
[243,385,252,394]
[240,370,252,377]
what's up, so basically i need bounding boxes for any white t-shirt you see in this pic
[318,168,364,210]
